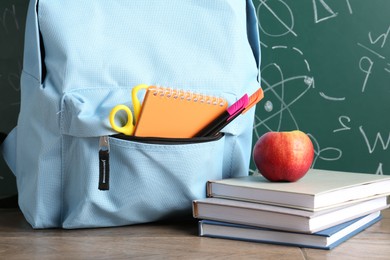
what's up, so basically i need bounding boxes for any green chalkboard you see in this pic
[250,0,390,175]
[0,0,27,198]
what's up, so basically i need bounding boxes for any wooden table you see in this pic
[0,208,389,259]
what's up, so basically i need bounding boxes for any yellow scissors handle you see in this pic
[132,84,149,123]
[109,105,134,135]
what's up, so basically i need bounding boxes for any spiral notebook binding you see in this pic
[148,86,227,107]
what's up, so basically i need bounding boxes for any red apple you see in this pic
[253,130,314,182]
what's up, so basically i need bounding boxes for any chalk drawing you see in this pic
[253,63,314,135]
[357,43,386,59]
[359,56,374,93]
[345,0,353,14]
[359,126,390,154]
[1,4,19,33]
[368,25,390,48]
[376,163,384,175]
[257,0,297,37]
[312,0,338,24]
[319,92,346,101]
[309,133,342,168]
[333,116,352,133]
[385,64,390,73]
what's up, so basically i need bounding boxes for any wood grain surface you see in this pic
[0,208,389,259]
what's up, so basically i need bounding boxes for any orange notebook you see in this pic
[134,86,228,138]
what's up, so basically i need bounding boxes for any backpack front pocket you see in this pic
[60,88,226,228]
[61,133,225,229]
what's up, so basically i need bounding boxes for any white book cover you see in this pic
[207,169,390,211]
[193,196,388,233]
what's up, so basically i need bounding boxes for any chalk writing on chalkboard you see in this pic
[1,2,23,109]
[251,0,390,176]
[358,25,390,92]
[1,4,20,32]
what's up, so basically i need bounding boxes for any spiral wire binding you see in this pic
[149,86,227,107]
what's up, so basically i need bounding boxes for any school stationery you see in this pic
[109,84,149,135]
[195,94,249,137]
[1,0,260,229]
[131,84,150,123]
[198,212,382,250]
[196,88,264,137]
[133,86,228,138]
[192,196,388,233]
[207,169,390,211]
[242,87,264,114]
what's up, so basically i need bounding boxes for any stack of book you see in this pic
[193,169,390,250]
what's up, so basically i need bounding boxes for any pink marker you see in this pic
[195,94,249,137]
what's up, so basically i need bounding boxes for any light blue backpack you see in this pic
[1,0,260,228]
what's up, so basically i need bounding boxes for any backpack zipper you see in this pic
[112,133,223,144]
[98,136,110,190]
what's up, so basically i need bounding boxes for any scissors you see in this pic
[109,84,149,135]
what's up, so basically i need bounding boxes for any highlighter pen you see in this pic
[196,87,264,137]
[242,88,264,114]
[195,94,249,137]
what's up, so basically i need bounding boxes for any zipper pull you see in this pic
[98,136,110,190]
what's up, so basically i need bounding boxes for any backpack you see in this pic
[1,0,260,228]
